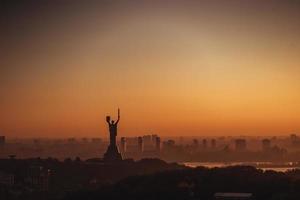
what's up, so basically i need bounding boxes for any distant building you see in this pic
[124,137,138,153]
[151,134,158,143]
[33,139,40,145]
[143,135,152,144]
[120,137,126,153]
[179,137,184,145]
[202,139,207,149]
[27,166,51,191]
[155,137,161,152]
[81,138,89,143]
[138,137,143,152]
[67,138,76,144]
[193,139,199,147]
[143,135,155,152]
[0,136,5,146]
[290,134,298,140]
[211,139,216,149]
[235,139,247,151]
[0,171,14,186]
[120,135,162,159]
[290,134,300,147]
[163,140,175,149]
[91,138,102,144]
[262,139,271,151]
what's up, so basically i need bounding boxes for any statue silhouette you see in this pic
[106,108,120,147]
[103,108,122,162]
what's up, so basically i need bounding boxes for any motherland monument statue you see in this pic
[103,108,122,162]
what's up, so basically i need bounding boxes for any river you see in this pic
[182,162,300,172]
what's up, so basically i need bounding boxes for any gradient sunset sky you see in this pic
[1,0,300,138]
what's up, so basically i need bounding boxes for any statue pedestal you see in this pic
[103,144,122,162]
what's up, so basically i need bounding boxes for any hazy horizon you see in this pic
[1,0,300,138]
[2,134,295,139]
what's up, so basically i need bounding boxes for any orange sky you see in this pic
[1,1,300,137]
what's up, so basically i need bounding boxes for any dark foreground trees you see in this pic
[65,166,300,200]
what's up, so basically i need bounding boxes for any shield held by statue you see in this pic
[106,116,111,123]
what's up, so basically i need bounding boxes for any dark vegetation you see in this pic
[65,166,300,200]
[0,158,184,199]
[2,158,300,200]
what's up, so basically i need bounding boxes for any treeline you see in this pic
[65,166,300,200]
[0,158,185,199]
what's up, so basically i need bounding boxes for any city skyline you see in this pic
[1,0,300,137]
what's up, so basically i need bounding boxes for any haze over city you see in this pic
[1,0,300,138]
[2,1,300,200]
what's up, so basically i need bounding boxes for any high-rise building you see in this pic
[163,140,175,150]
[235,139,247,151]
[151,134,158,143]
[138,137,143,152]
[143,135,152,143]
[193,139,199,147]
[81,138,88,143]
[155,137,161,152]
[120,137,126,153]
[67,138,76,144]
[211,139,216,149]
[0,136,5,146]
[262,139,271,151]
[290,134,300,147]
[202,139,207,149]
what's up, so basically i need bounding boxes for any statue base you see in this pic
[103,144,122,162]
